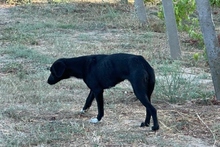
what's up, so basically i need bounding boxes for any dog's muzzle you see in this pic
[47,74,57,85]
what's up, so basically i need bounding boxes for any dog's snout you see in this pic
[47,74,59,85]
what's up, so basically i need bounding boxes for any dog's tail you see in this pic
[141,57,155,102]
[147,67,155,102]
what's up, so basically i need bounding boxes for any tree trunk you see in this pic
[196,0,220,100]
[162,0,181,59]
[134,0,147,24]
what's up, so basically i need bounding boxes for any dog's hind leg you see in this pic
[134,87,159,130]
[81,90,95,113]
[142,71,155,127]
[129,72,159,131]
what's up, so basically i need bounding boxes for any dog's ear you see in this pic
[52,61,66,78]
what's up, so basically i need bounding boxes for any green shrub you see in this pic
[158,0,196,32]
[155,61,212,103]
[158,0,219,44]
[210,0,220,7]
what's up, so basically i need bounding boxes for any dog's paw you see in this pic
[80,109,89,113]
[89,118,99,124]
[80,109,86,113]
[140,122,149,127]
[151,125,159,131]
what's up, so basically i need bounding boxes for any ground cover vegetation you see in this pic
[0,1,220,146]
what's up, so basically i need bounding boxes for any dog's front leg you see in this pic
[89,90,104,124]
[81,90,95,113]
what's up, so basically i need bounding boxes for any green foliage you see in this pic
[158,0,203,45]
[193,53,199,61]
[210,0,220,7]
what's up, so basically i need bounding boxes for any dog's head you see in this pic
[47,59,70,85]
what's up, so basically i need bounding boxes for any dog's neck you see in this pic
[64,57,87,79]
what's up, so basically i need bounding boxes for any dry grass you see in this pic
[0,2,220,146]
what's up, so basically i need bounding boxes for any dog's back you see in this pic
[86,53,155,93]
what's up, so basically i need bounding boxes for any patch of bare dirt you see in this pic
[156,99,220,146]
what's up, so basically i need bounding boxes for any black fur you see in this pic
[47,53,159,131]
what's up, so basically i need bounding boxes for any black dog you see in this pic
[47,53,159,131]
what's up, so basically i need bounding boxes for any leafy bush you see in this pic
[210,0,220,7]
[158,0,220,44]
[158,0,203,43]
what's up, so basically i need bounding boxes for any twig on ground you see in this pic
[196,113,216,147]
